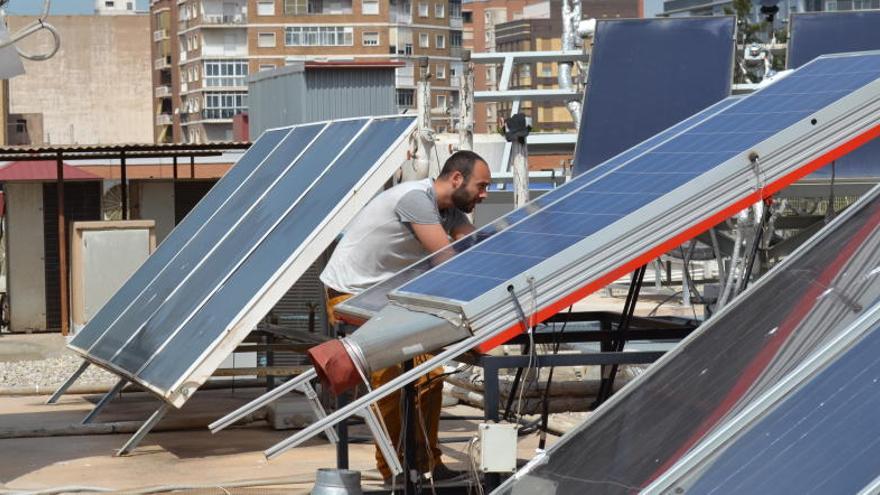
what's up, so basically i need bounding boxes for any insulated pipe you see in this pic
[559,0,582,127]
[308,305,471,394]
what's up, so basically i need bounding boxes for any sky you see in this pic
[4,0,149,15]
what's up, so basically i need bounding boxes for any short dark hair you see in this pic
[438,150,486,182]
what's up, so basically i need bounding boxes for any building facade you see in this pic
[151,0,466,142]
[8,15,154,145]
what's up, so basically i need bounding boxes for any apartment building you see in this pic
[150,0,466,143]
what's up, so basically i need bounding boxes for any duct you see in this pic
[559,0,582,127]
[308,304,471,394]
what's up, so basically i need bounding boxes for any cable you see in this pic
[538,306,572,450]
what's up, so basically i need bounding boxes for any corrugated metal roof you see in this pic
[0,161,102,181]
[0,142,250,154]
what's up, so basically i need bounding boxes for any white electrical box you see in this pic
[478,422,518,473]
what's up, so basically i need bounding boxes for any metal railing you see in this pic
[155,114,173,125]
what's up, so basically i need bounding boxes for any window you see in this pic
[105,0,114,7]
[397,88,415,107]
[204,91,248,119]
[284,0,306,14]
[435,34,445,48]
[258,32,277,47]
[436,94,447,109]
[450,30,462,47]
[419,32,429,48]
[257,1,275,15]
[404,43,413,55]
[450,0,461,18]
[362,31,380,46]
[260,64,276,71]
[362,0,379,14]
[418,2,428,16]
[193,34,200,49]
[204,60,248,87]
[825,0,837,9]
[435,64,446,79]
[541,63,552,77]
[434,3,444,17]
[285,26,354,46]
[15,119,26,134]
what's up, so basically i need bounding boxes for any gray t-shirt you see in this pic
[320,178,470,294]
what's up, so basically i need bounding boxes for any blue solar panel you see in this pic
[338,97,745,319]
[679,319,880,494]
[789,12,880,180]
[573,17,735,176]
[394,53,880,304]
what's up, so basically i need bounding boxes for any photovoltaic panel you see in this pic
[391,53,880,311]
[68,115,416,405]
[337,96,745,322]
[494,184,880,495]
[789,11,880,180]
[572,17,735,176]
[662,315,880,495]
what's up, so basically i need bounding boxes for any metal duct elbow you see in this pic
[308,305,472,394]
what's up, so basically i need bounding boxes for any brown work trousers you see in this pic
[326,293,444,480]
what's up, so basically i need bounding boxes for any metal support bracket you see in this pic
[116,404,170,457]
[46,360,90,404]
[81,378,126,424]
[356,404,404,476]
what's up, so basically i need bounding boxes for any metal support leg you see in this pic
[357,404,403,476]
[46,360,90,404]
[336,391,350,469]
[402,359,418,495]
[210,368,317,432]
[81,378,126,424]
[116,404,170,457]
[483,359,501,491]
[301,381,339,444]
[593,265,647,407]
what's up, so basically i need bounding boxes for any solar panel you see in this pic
[337,96,745,322]
[383,53,880,355]
[572,17,735,176]
[789,11,880,180]
[659,319,880,494]
[494,184,880,495]
[68,115,416,405]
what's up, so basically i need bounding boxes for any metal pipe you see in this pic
[55,152,69,336]
[458,51,474,151]
[559,0,582,127]
[120,151,128,220]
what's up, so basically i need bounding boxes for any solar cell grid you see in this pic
[394,52,880,305]
[338,97,745,319]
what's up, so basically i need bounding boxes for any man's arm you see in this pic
[451,222,475,240]
[411,222,452,253]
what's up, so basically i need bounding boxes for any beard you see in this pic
[452,184,476,213]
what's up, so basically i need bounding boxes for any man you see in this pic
[320,150,491,485]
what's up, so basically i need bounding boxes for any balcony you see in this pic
[449,75,461,88]
[179,51,187,62]
[200,108,242,120]
[390,9,412,24]
[153,29,169,41]
[154,56,172,70]
[155,85,172,97]
[203,13,247,25]
[450,16,463,29]
[450,46,463,59]
[156,114,173,125]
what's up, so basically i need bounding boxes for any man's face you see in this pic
[451,160,491,213]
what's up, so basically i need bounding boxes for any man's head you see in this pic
[437,150,491,213]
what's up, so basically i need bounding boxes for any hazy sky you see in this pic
[4,0,149,15]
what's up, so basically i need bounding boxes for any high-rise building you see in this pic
[150,0,466,143]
